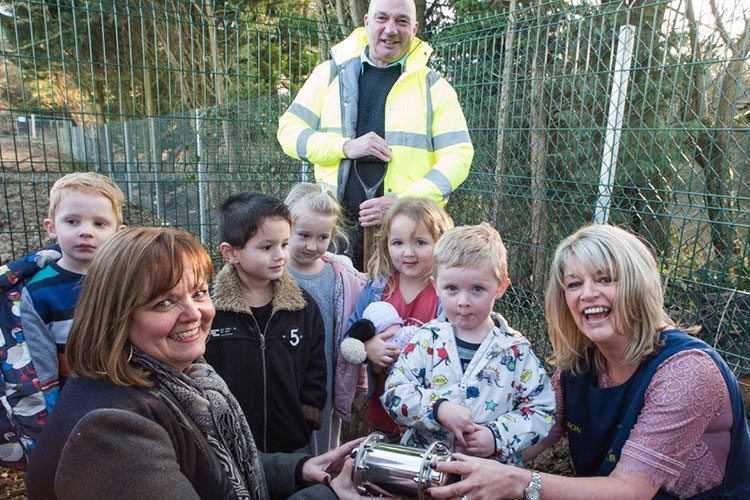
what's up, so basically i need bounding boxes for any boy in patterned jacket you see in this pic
[382,223,554,466]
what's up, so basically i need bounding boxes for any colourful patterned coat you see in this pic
[382,315,555,465]
[0,246,60,468]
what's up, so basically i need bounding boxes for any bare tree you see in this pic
[688,0,750,256]
[492,0,517,224]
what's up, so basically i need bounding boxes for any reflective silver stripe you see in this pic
[424,169,454,200]
[338,57,361,138]
[296,128,316,161]
[385,131,428,149]
[328,59,338,86]
[288,102,320,129]
[383,130,468,150]
[321,126,343,134]
[433,131,471,149]
[426,73,434,152]
[427,71,441,87]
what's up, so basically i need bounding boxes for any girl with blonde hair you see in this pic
[344,197,453,439]
[284,183,368,453]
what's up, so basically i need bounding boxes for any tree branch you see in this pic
[709,0,734,51]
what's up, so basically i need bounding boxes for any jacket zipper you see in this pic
[250,312,272,452]
[260,312,277,452]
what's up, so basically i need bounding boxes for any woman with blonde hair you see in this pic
[26,226,379,500]
[428,224,750,500]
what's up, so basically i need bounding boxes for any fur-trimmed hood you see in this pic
[211,264,307,315]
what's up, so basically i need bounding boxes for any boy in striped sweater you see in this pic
[19,172,125,412]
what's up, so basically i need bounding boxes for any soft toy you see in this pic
[341,302,404,364]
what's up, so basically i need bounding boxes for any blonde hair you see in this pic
[48,172,125,224]
[545,224,673,374]
[368,197,454,281]
[66,227,213,387]
[433,223,508,282]
[284,182,348,252]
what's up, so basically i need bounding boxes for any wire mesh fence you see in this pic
[0,0,748,393]
[431,0,750,386]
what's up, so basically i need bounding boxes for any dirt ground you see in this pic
[0,135,58,262]
[0,468,25,500]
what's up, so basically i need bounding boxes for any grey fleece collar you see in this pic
[211,264,306,315]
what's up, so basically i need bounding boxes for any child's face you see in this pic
[387,214,435,280]
[224,216,290,285]
[434,264,509,340]
[288,213,337,272]
[44,193,123,274]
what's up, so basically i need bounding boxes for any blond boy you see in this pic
[19,172,125,412]
[383,223,555,466]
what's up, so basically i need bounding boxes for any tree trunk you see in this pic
[349,0,367,25]
[622,0,671,254]
[684,0,703,124]
[414,0,426,35]
[696,6,750,256]
[205,0,235,175]
[492,0,517,225]
[529,16,548,288]
[700,56,743,256]
[335,0,346,29]
[314,1,331,61]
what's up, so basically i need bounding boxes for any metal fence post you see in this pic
[149,117,162,219]
[594,24,636,224]
[124,121,134,199]
[104,122,113,177]
[196,109,207,244]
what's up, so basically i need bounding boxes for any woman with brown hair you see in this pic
[26,226,374,500]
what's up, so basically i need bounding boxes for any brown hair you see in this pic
[367,197,453,282]
[48,172,125,224]
[66,226,213,387]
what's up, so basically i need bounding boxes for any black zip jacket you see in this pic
[205,265,327,453]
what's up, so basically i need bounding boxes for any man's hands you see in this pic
[359,195,397,227]
[343,132,397,227]
[343,132,391,162]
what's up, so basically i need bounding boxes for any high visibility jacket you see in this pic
[277,28,473,204]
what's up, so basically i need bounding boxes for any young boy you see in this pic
[382,223,555,466]
[204,191,327,454]
[19,172,126,413]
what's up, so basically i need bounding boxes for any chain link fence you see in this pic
[1,0,748,394]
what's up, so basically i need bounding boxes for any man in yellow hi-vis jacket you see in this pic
[277,0,473,270]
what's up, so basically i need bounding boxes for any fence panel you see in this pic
[430,0,750,382]
[0,0,748,390]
